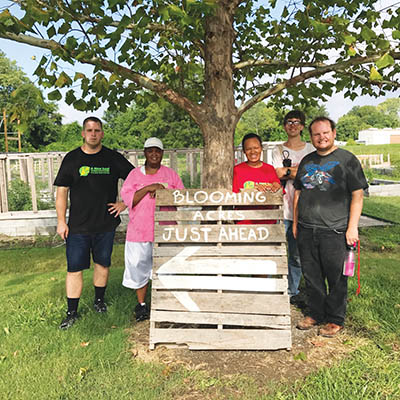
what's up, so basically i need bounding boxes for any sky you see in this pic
[1,22,399,125]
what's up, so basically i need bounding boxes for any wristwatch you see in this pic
[285,168,291,177]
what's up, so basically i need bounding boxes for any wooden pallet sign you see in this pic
[149,188,291,350]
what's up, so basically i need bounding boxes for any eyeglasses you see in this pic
[286,120,302,126]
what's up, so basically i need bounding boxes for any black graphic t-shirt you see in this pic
[54,146,134,234]
[293,148,368,230]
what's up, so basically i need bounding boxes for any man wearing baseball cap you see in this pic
[120,137,184,321]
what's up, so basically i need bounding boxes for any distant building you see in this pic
[358,128,400,145]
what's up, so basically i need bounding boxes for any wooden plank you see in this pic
[154,223,285,243]
[153,244,287,257]
[151,310,290,328]
[154,209,283,221]
[152,291,289,314]
[156,189,283,206]
[152,275,287,292]
[149,329,291,350]
[153,256,287,275]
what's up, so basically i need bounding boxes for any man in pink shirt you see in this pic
[121,137,184,321]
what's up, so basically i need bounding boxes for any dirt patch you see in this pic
[127,305,364,390]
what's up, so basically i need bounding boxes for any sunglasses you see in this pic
[286,120,302,126]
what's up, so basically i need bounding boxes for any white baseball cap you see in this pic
[144,137,164,150]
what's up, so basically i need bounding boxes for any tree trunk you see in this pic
[199,2,239,189]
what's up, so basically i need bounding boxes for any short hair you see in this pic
[83,116,103,130]
[242,133,262,149]
[308,116,336,134]
[283,110,305,126]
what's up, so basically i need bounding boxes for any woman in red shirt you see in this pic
[233,133,281,224]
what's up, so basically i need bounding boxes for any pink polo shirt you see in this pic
[121,165,184,242]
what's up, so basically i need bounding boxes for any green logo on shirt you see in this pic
[79,166,110,176]
[79,166,90,176]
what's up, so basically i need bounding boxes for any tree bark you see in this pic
[198,2,238,189]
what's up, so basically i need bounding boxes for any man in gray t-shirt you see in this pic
[271,110,314,299]
[293,117,368,338]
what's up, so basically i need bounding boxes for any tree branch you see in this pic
[0,31,203,123]
[238,52,400,116]
[339,70,400,88]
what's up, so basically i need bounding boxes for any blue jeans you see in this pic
[66,231,115,272]
[284,220,302,296]
[297,224,348,326]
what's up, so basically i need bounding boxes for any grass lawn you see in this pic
[0,196,399,399]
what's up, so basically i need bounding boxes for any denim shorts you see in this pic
[66,231,115,272]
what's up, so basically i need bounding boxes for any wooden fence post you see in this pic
[6,158,11,184]
[0,158,8,212]
[27,156,38,212]
[47,157,55,200]
[170,151,178,172]
[19,158,28,183]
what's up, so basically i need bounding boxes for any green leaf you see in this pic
[109,73,119,85]
[347,47,356,57]
[47,25,56,38]
[376,53,394,69]
[376,39,390,50]
[370,67,382,81]
[48,89,62,101]
[361,26,375,41]
[343,34,356,45]
[73,99,87,111]
[392,30,400,40]
[65,90,76,105]
[55,72,71,88]
[58,22,70,35]
[74,72,86,81]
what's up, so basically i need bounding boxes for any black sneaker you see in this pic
[59,311,79,330]
[135,303,149,322]
[93,299,107,313]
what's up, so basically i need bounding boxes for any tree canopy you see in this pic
[0,51,62,151]
[1,1,400,186]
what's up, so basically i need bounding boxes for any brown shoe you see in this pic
[319,323,343,337]
[296,316,318,330]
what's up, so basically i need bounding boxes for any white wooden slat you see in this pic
[152,292,290,315]
[149,329,291,350]
[156,188,283,206]
[153,256,287,275]
[153,275,287,292]
[154,223,285,243]
[153,244,287,257]
[151,310,290,328]
[154,209,283,221]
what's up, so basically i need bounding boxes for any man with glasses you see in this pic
[272,110,314,303]
[292,117,367,337]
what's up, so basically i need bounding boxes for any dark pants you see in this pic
[297,224,348,326]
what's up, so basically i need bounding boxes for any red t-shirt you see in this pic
[232,162,281,224]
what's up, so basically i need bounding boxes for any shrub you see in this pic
[8,179,32,211]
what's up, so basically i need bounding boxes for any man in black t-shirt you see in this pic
[293,117,368,337]
[54,116,134,330]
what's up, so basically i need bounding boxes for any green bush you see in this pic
[180,171,201,188]
[7,179,32,211]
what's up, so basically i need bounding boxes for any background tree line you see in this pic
[1,51,399,153]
